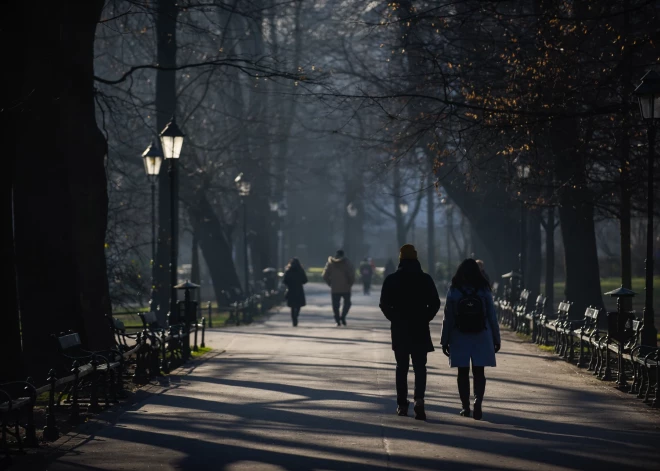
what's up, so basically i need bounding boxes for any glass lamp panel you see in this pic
[399,203,409,214]
[161,135,175,159]
[517,164,531,179]
[638,95,660,120]
[144,155,163,176]
[239,181,251,196]
[171,135,184,159]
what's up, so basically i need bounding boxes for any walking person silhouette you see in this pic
[283,258,307,327]
[380,244,441,420]
[440,258,501,420]
[322,249,355,326]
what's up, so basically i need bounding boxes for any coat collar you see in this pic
[397,259,422,272]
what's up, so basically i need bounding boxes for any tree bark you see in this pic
[188,191,242,304]
[544,207,556,315]
[1,1,25,380]
[526,208,543,296]
[13,0,111,380]
[427,167,436,279]
[553,117,603,315]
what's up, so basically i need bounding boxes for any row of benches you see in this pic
[0,311,204,467]
[496,289,659,408]
[1,283,286,466]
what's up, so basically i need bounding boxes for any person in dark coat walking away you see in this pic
[322,249,355,326]
[283,258,308,326]
[380,244,441,420]
[440,258,501,420]
[359,257,374,295]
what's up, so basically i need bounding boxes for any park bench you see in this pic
[54,331,123,412]
[607,314,658,405]
[527,294,546,343]
[109,316,154,382]
[556,304,600,363]
[0,379,38,464]
[514,289,532,334]
[539,300,573,352]
[565,306,605,369]
[138,311,185,373]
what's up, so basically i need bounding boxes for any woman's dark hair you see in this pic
[287,258,303,271]
[451,258,491,291]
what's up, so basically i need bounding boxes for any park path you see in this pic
[47,283,659,471]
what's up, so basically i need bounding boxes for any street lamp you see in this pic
[270,200,288,270]
[159,116,185,325]
[235,173,251,296]
[513,156,531,290]
[142,140,163,305]
[278,201,287,271]
[399,200,414,244]
[634,69,660,347]
[347,202,358,218]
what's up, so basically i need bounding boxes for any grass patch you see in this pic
[191,347,212,359]
[538,345,555,352]
[552,276,660,314]
[516,332,532,341]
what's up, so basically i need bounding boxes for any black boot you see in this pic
[457,371,471,417]
[473,371,486,421]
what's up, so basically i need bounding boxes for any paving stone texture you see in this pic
[42,283,659,470]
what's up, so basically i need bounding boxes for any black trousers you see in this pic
[394,350,428,405]
[331,292,351,321]
[362,278,372,294]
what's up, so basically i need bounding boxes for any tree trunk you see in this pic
[188,192,242,304]
[526,208,542,296]
[2,2,25,380]
[544,207,556,314]
[619,0,633,311]
[427,169,436,279]
[553,117,603,314]
[14,0,111,380]
[151,0,179,325]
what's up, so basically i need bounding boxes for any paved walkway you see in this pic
[47,283,659,470]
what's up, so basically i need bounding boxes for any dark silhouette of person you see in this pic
[283,258,307,327]
[379,244,441,420]
[441,258,501,420]
[359,257,374,295]
[322,249,355,326]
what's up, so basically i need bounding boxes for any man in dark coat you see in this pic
[379,244,441,420]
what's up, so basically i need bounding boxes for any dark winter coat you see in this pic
[359,261,373,280]
[283,267,308,308]
[379,259,441,352]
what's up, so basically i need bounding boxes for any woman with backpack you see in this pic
[283,258,308,326]
[440,258,501,420]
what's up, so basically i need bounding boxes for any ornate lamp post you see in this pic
[278,201,287,271]
[142,140,163,306]
[634,70,660,347]
[514,156,531,290]
[235,173,252,296]
[159,116,185,325]
[399,200,412,243]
